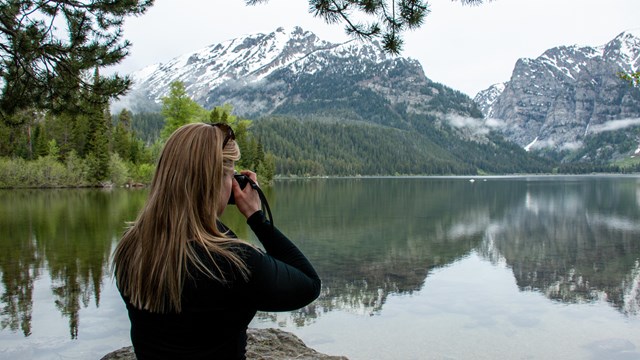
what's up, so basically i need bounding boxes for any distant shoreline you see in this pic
[2,172,639,190]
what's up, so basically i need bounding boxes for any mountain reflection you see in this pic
[254,178,504,325]
[475,178,640,316]
[2,177,640,339]
[255,177,640,325]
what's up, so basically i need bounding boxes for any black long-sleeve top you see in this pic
[122,211,321,360]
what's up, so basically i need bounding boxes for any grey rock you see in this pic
[100,328,348,360]
[114,26,481,123]
[474,30,640,159]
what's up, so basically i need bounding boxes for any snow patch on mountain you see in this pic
[524,137,538,152]
[473,83,505,117]
[117,26,398,111]
[473,30,640,159]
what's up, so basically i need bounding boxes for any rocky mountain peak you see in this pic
[114,26,473,123]
[118,26,399,112]
[129,27,336,101]
[473,30,640,161]
[474,83,505,117]
[604,29,640,72]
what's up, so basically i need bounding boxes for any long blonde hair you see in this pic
[112,122,248,313]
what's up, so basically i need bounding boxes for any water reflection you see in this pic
[0,189,147,339]
[1,176,640,342]
[248,177,640,326]
[245,178,490,325]
[476,178,640,316]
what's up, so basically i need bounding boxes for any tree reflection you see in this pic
[250,177,640,325]
[2,177,640,339]
[475,178,640,316]
[0,238,38,337]
[0,189,147,339]
[0,192,42,337]
[251,178,498,325]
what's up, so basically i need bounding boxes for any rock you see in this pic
[473,30,640,160]
[101,328,348,360]
[245,328,347,360]
[101,346,135,360]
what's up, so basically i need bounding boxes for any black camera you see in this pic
[228,174,250,204]
[227,173,274,228]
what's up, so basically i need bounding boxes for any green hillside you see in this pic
[252,116,552,176]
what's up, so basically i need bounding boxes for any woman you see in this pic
[112,122,321,359]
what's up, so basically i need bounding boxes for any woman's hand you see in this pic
[232,170,262,219]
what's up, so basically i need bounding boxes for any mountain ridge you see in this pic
[115,26,481,121]
[473,30,640,162]
[116,26,550,175]
[118,26,389,113]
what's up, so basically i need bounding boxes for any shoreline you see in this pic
[2,172,640,190]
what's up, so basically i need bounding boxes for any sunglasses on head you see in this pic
[210,123,235,148]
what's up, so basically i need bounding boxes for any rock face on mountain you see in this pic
[116,26,481,124]
[474,31,640,157]
[114,26,552,175]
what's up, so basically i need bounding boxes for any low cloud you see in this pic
[484,117,508,129]
[447,115,484,128]
[526,138,583,151]
[531,138,556,149]
[559,141,583,151]
[445,115,507,135]
[589,118,640,133]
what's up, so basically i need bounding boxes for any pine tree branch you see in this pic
[247,0,485,54]
[0,0,153,120]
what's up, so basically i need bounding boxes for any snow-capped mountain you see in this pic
[114,26,558,174]
[474,30,640,159]
[115,26,480,124]
[121,26,381,112]
[473,82,505,117]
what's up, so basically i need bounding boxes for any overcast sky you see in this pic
[111,0,640,97]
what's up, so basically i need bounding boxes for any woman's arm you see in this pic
[244,210,321,312]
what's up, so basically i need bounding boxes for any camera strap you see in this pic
[244,177,274,229]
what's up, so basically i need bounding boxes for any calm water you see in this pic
[1,176,640,359]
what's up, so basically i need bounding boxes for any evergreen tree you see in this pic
[71,114,91,158]
[209,104,235,124]
[118,109,133,129]
[86,108,111,183]
[256,139,265,167]
[32,124,48,159]
[84,70,111,183]
[0,0,154,121]
[257,153,276,183]
[208,104,276,182]
[112,121,131,161]
[210,107,224,123]
[112,110,134,161]
[1,109,42,159]
[46,139,60,160]
[130,112,165,144]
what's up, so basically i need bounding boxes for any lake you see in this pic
[1,176,640,359]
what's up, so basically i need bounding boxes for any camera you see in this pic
[234,174,250,189]
[227,173,274,228]
[228,174,250,204]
